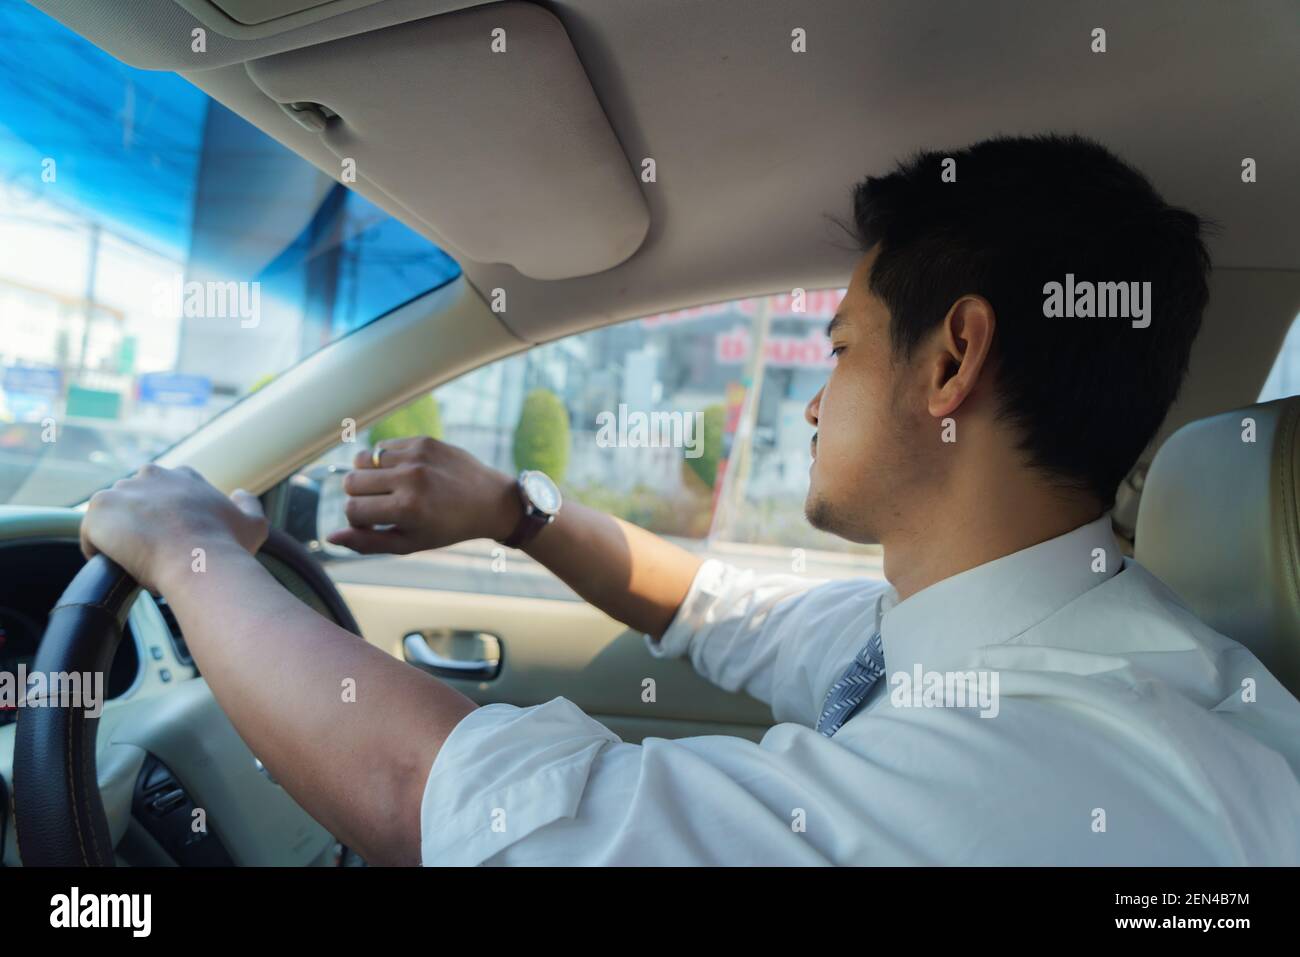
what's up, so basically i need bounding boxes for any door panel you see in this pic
[334,581,773,743]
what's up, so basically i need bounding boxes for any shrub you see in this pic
[368,394,443,444]
[684,402,726,489]
[512,388,569,481]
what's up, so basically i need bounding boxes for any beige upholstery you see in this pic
[1136,397,1300,696]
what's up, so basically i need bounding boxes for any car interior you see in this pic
[1,0,1298,867]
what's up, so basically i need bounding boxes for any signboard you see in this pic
[66,386,121,420]
[715,327,835,369]
[138,372,212,408]
[3,365,62,395]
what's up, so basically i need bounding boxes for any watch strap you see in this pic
[501,504,550,548]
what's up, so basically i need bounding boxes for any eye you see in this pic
[828,345,845,359]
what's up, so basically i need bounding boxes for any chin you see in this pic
[806,488,880,545]
[805,492,835,534]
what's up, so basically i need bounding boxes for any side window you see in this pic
[1258,311,1300,402]
[436,306,739,540]
[293,288,879,597]
[719,290,868,557]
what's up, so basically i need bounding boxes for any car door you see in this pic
[273,288,883,743]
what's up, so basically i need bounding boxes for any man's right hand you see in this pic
[326,437,522,554]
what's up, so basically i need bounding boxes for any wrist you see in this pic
[489,472,525,543]
[496,469,562,549]
[152,536,256,595]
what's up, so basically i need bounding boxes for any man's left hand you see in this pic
[80,465,269,593]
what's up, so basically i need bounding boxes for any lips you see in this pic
[810,434,817,460]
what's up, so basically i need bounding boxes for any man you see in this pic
[83,134,1300,865]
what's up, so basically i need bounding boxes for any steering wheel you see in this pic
[12,527,360,867]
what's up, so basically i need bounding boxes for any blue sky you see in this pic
[0,0,208,259]
[0,0,460,334]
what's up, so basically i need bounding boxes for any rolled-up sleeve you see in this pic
[420,696,621,865]
[419,694,838,866]
[643,558,886,725]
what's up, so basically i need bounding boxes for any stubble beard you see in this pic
[804,487,837,534]
[805,479,873,542]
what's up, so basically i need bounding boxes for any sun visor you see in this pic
[244,2,649,279]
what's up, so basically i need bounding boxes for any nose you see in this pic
[805,386,823,427]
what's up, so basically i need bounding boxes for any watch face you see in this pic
[521,470,562,515]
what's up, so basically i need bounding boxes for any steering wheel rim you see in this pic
[12,527,358,867]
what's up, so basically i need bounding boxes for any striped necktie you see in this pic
[815,630,886,736]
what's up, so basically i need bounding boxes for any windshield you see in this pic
[0,1,460,506]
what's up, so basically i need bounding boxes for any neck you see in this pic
[880,473,1103,604]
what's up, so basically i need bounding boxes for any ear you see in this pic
[926,296,996,419]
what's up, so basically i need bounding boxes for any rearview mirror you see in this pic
[314,466,354,559]
[281,465,354,560]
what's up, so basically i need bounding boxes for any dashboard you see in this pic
[0,606,41,724]
[0,540,143,727]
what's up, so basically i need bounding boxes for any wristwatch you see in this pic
[499,470,562,548]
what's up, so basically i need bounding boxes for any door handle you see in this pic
[402,630,502,681]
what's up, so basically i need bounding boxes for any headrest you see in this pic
[1136,397,1300,695]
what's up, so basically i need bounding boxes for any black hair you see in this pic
[852,133,1212,508]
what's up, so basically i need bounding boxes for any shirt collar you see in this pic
[877,512,1123,673]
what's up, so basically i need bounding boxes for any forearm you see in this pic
[330,439,704,639]
[520,499,704,640]
[156,542,475,865]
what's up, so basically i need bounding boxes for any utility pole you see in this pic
[77,221,100,376]
[708,297,771,544]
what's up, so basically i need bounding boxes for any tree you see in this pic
[684,403,726,489]
[512,388,569,482]
[368,394,443,445]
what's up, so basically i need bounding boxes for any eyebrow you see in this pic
[825,313,846,338]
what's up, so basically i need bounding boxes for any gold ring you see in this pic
[371,447,385,468]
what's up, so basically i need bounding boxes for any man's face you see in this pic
[804,247,933,543]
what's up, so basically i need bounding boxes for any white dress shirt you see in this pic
[419,514,1300,865]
